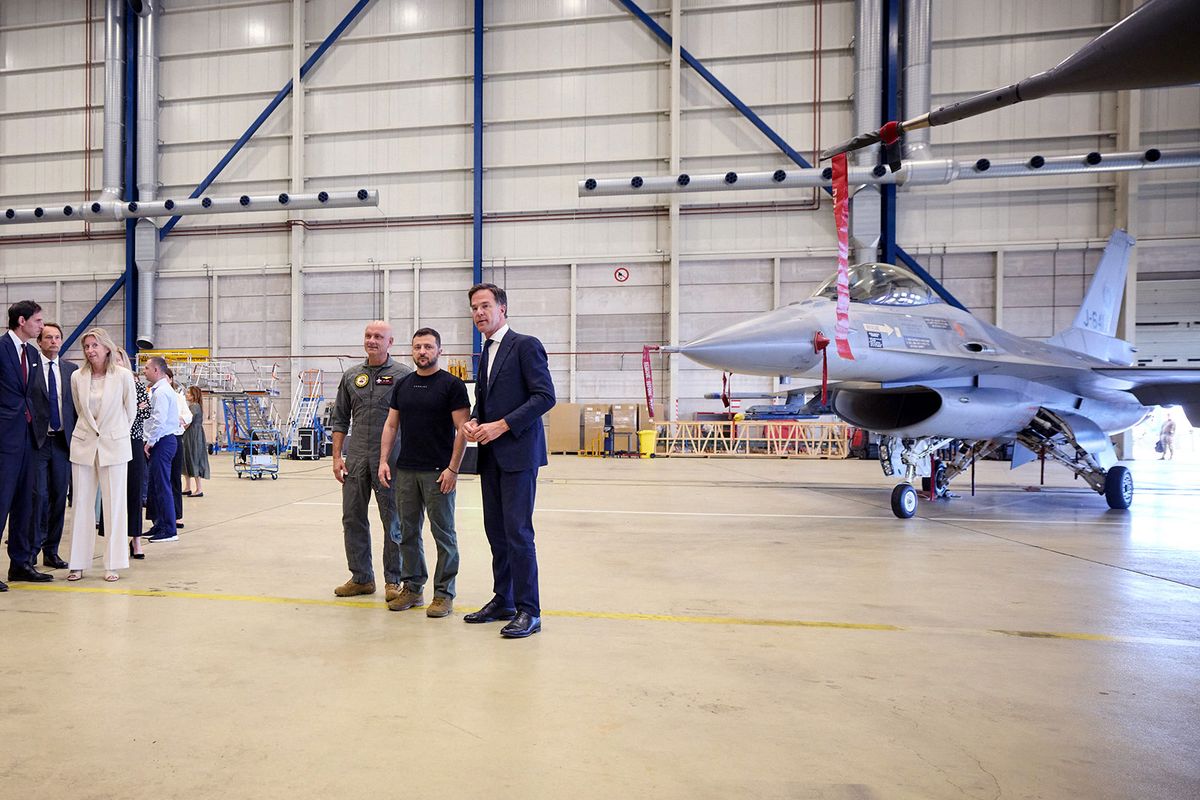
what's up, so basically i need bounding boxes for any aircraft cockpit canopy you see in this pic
[812,263,942,307]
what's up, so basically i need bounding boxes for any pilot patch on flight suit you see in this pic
[375,375,394,386]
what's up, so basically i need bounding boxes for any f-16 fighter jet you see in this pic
[668,231,1200,518]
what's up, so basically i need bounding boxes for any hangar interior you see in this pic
[1,1,1198,798]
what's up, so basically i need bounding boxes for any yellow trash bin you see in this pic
[637,429,657,459]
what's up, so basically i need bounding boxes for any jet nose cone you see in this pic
[677,306,821,376]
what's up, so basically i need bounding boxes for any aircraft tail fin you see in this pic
[1045,230,1136,364]
[1070,229,1135,337]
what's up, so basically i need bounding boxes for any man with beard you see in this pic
[378,328,470,618]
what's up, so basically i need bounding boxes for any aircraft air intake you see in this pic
[834,386,1038,439]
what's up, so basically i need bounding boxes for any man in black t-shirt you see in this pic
[378,328,471,617]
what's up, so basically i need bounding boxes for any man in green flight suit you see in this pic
[329,320,411,600]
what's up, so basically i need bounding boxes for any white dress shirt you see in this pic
[145,377,180,446]
[6,329,29,371]
[484,323,510,386]
[41,355,64,432]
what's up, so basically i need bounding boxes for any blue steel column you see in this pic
[879,0,900,265]
[472,0,484,376]
[123,2,139,356]
[881,0,965,311]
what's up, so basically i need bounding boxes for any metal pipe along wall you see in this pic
[0,190,380,225]
[136,2,160,349]
[100,0,124,202]
[576,149,1200,196]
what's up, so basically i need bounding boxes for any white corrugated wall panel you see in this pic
[1,0,1197,412]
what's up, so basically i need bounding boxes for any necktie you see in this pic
[20,345,31,423]
[479,339,494,389]
[49,360,61,431]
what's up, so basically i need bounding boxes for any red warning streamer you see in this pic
[641,345,656,420]
[831,153,855,360]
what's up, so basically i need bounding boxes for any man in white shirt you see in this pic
[142,357,180,543]
[31,323,78,568]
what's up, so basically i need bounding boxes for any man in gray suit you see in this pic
[32,322,78,568]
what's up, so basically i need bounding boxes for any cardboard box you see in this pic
[611,403,639,433]
[638,403,666,428]
[544,403,583,453]
[581,404,610,450]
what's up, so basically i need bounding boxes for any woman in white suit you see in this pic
[66,327,137,582]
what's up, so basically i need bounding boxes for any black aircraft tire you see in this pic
[933,463,949,497]
[1104,465,1133,510]
[891,483,918,519]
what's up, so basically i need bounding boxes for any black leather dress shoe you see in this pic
[500,611,541,638]
[43,554,69,569]
[0,579,8,592]
[8,564,53,583]
[463,599,517,624]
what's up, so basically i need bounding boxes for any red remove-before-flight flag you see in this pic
[831,153,855,360]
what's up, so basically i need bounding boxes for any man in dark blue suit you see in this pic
[1,300,55,590]
[462,283,556,638]
[31,322,78,569]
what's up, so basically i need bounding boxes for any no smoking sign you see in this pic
[614,267,630,283]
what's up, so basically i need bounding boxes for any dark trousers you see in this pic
[146,436,178,539]
[127,436,146,538]
[0,427,36,567]
[341,464,403,586]
[171,434,184,521]
[32,432,71,559]
[478,456,541,616]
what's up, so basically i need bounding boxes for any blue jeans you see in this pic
[393,469,459,598]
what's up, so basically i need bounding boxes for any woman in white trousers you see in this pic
[67,327,137,582]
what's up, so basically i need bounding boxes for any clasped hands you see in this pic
[462,418,509,445]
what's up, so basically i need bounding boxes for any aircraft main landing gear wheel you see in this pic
[921,464,950,498]
[891,483,918,519]
[1104,465,1133,510]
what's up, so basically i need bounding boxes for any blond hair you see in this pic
[79,327,120,374]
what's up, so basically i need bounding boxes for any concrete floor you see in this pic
[2,452,1198,799]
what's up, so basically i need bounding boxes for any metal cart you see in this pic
[234,429,281,480]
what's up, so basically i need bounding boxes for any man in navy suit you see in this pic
[31,322,78,569]
[462,283,556,638]
[1,300,55,590]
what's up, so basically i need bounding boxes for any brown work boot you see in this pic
[426,596,453,618]
[387,585,425,612]
[384,583,403,602]
[334,579,376,597]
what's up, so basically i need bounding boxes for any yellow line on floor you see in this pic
[990,628,1114,641]
[10,582,898,630]
[12,583,1195,645]
[10,582,382,609]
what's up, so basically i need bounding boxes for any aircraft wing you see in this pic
[1093,367,1200,426]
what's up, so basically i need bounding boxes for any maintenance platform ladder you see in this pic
[220,391,281,451]
[281,369,325,451]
